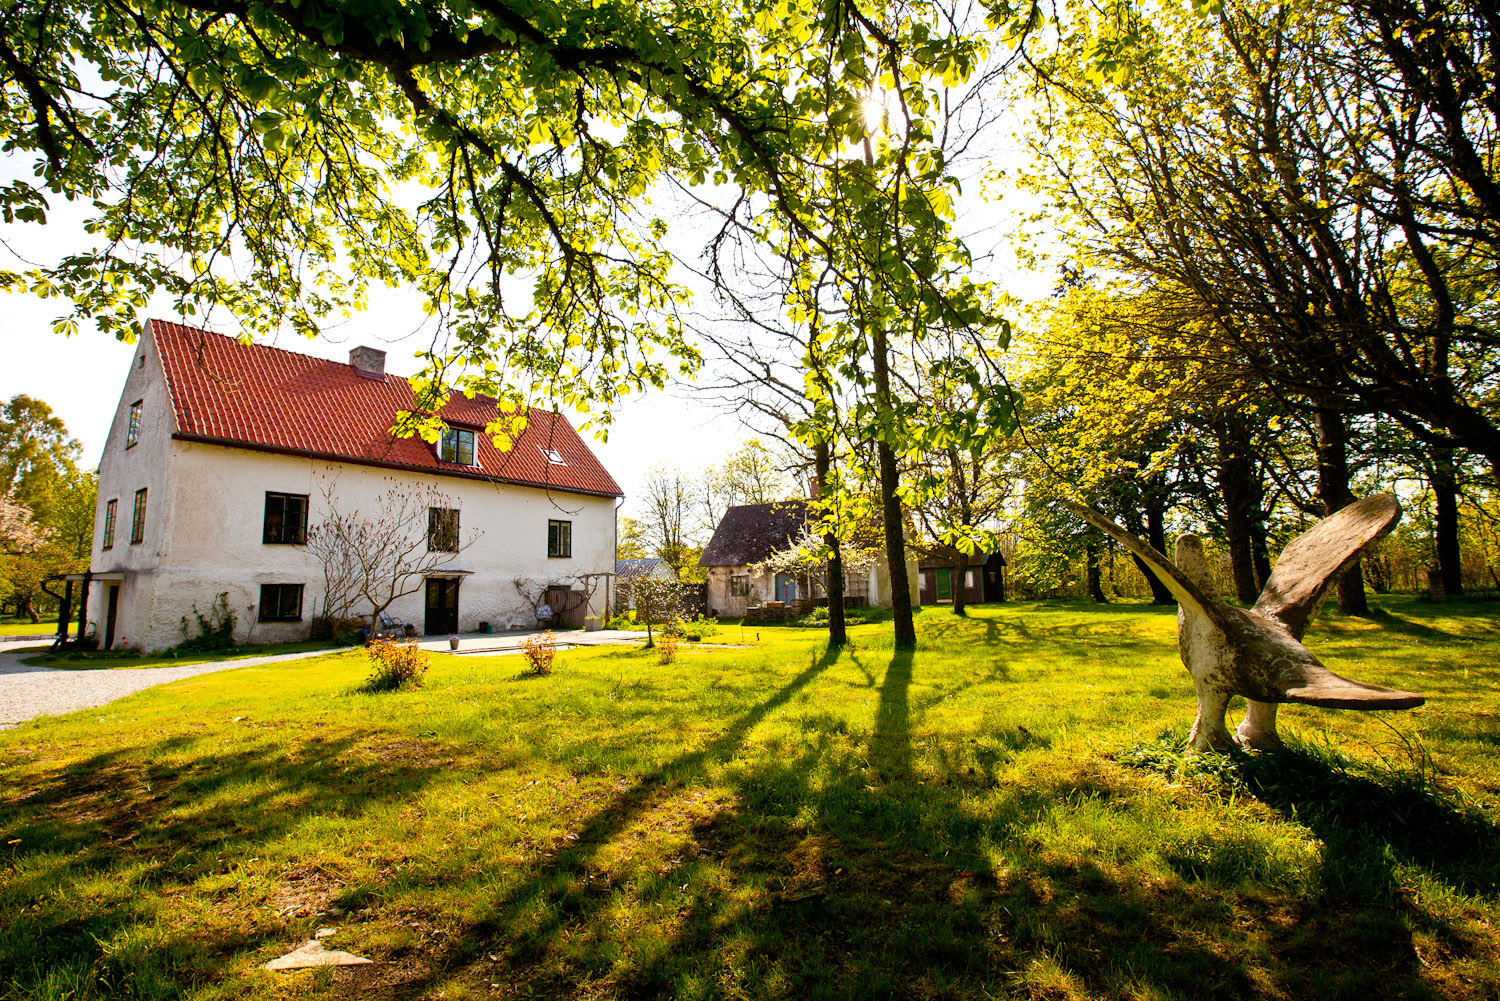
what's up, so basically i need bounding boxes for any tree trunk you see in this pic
[1314,405,1369,615]
[1215,419,1263,605]
[870,321,916,649]
[1432,446,1464,597]
[1249,520,1273,592]
[18,594,38,624]
[816,441,847,646]
[1141,493,1174,604]
[861,137,915,650]
[1085,533,1108,603]
[952,551,969,616]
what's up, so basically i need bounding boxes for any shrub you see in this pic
[794,606,868,628]
[310,615,367,643]
[521,630,557,675]
[656,632,678,665]
[177,592,236,653]
[364,639,431,691]
[604,609,639,630]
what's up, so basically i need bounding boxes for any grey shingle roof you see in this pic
[698,500,809,567]
[615,558,667,580]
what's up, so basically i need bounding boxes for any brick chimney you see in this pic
[349,346,386,379]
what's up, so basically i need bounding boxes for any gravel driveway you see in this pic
[0,642,335,730]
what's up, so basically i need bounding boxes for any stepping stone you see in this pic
[264,938,373,970]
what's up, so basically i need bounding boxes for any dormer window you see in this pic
[540,446,566,465]
[439,427,476,465]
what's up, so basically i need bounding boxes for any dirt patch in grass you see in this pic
[360,738,454,769]
[268,864,347,918]
[320,957,435,1000]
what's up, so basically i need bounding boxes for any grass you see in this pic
[21,639,343,670]
[0,620,56,636]
[1,595,1497,1000]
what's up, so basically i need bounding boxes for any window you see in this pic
[439,427,476,465]
[547,519,572,558]
[101,498,117,550]
[730,575,751,597]
[125,400,142,448]
[258,583,304,622]
[262,492,309,544]
[539,446,566,465]
[428,507,460,552]
[965,570,976,588]
[130,488,147,544]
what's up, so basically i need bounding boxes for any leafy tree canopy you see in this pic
[0,0,999,436]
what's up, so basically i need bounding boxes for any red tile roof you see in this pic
[150,320,623,497]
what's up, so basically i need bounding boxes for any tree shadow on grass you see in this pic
[1360,606,1469,641]
[0,729,451,1000]
[13,636,1485,1001]
[871,649,913,782]
[1237,745,1500,898]
[423,648,1480,1001]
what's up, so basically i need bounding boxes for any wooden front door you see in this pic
[934,567,953,602]
[424,578,460,635]
[104,585,120,649]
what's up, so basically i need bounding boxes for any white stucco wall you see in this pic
[705,565,774,618]
[88,435,617,651]
[88,327,178,647]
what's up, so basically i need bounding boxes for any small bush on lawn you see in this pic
[656,632,678,665]
[364,639,431,691]
[521,630,557,675]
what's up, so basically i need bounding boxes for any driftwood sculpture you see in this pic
[1064,495,1425,752]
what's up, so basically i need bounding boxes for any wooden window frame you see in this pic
[125,400,142,449]
[428,507,460,552]
[262,492,309,545]
[258,583,305,622]
[547,518,572,558]
[439,427,476,465]
[130,488,147,545]
[729,575,750,597]
[101,498,117,550]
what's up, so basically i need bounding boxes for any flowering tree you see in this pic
[630,575,691,649]
[751,526,879,601]
[0,492,52,621]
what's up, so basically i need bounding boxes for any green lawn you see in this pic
[0,620,56,637]
[1,597,1497,1000]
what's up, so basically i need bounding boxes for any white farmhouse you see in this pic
[81,320,623,651]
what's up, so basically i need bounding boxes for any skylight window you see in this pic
[540,446,566,465]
